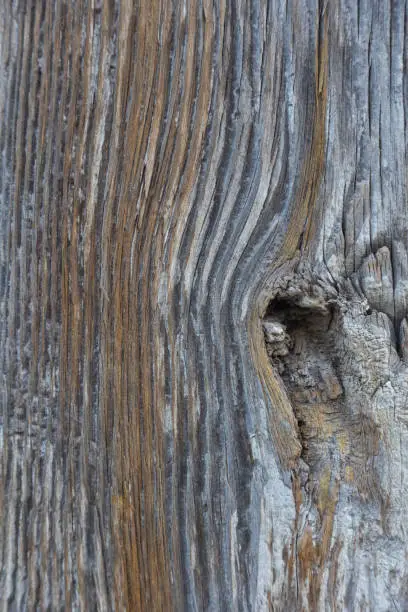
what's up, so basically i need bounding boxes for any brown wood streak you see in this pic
[283,2,328,259]
[99,0,134,605]
[111,0,216,605]
[250,2,329,472]
[107,1,173,609]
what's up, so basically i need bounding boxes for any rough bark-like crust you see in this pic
[1,1,408,610]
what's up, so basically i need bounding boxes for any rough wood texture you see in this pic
[1,1,408,610]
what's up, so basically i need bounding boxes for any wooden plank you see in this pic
[1,1,408,610]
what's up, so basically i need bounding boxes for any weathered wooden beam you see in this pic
[1,1,408,610]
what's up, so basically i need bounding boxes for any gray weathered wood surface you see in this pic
[1,0,408,610]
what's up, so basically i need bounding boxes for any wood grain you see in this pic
[1,1,408,610]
